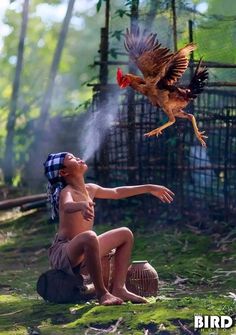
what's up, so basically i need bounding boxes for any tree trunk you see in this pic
[144,0,159,30]
[36,0,76,132]
[29,0,76,186]
[3,0,29,184]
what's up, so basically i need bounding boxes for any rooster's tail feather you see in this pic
[188,58,208,98]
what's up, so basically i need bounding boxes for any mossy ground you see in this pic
[0,209,235,335]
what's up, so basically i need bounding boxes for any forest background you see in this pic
[0,0,235,190]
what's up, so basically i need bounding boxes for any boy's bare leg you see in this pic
[66,231,123,305]
[98,227,147,303]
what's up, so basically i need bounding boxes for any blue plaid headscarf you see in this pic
[43,152,68,219]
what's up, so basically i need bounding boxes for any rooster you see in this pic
[117,28,209,146]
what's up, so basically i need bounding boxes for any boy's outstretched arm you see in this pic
[90,184,174,204]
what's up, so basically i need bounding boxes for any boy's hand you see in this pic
[150,185,175,203]
[79,201,95,221]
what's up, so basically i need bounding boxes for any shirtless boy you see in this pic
[44,152,174,305]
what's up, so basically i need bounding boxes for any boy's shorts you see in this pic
[48,234,81,276]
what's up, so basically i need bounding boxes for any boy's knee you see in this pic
[84,231,98,248]
[121,227,134,241]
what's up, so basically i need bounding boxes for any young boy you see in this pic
[44,152,174,305]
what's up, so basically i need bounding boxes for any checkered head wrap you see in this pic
[43,152,68,219]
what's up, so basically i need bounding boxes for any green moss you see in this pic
[132,229,236,290]
[0,210,235,334]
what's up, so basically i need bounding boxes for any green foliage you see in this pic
[110,29,123,41]
[75,98,92,114]
[114,8,131,18]
[109,47,118,59]
[0,0,235,185]
[194,0,236,64]
[0,0,106,181]
[96,0,107,13]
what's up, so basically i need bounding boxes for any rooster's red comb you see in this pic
[116,68,123,85]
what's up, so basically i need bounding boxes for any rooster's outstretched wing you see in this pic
[159,43,197,86]
[124,27,196,85]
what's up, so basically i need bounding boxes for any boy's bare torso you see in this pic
[58,183,96,240]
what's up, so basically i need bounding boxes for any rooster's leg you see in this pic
[144,111,175,137]
[176,110,207,147]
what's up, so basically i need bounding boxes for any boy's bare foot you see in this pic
[112,287,148,303]
[99,292,123,306]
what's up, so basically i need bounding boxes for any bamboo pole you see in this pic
[127,0,139,184]
[171,0,177,51]
[0,194,47,210]
[97,0,110,184]
[20,199,47,212]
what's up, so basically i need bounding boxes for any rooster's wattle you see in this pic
[117,28,209,146]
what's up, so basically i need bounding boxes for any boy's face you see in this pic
[60,153,88,177]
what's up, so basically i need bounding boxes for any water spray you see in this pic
[79,90,120,163]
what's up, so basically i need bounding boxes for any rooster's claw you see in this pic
[144,129,163,138]
[196,130,207,147]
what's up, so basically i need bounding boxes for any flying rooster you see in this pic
[117,28,209,146]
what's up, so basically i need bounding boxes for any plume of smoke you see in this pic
[79,91,120,162]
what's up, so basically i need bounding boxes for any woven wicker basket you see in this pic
[126,260,159,297]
